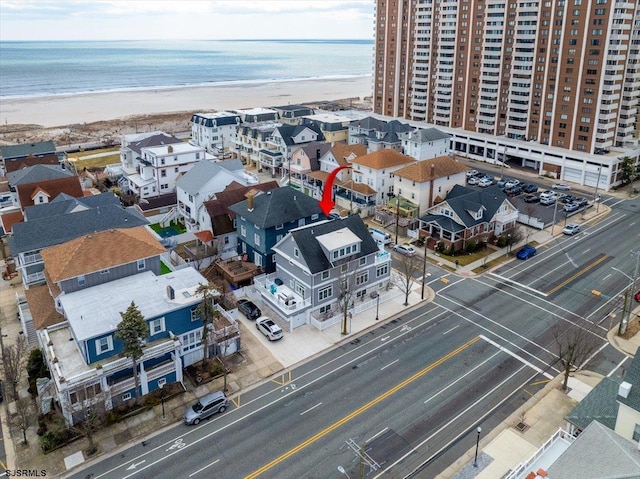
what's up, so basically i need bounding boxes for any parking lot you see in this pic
[465,169,595,228]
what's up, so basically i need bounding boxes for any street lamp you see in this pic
[507,233,512,255]
[594,166,602,213]
[372,291,380,321]
[421,237,428,300]
[337,466,350,479]
[159,381,166,421]
[551,195,560,236]
[395,198,400,245]
[473,426,482,467]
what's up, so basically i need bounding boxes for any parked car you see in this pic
[504,179,521,189]
[393,244,416,256]
[635,290,640,302]
[574,197,589,207]
[482,174,495,182]
[563,223,581,235]
[516,245,537,260]
[467,175,480,185]
[369,228,392,245]
[466,169,479,177]
[237,299,261,320]
[522,184,538,194]
[540,196,556,205]
[563,202,580,212]
[552,183,571,190]
[478,177,493,187]
[184,391,228,425]
[557,194,576,204]
[523,193,540,203]
[256,316,283,341]
[497,178,511,188]
[505,185,523,196]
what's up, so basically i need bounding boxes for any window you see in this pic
[100,269,110,275]
[359,257,366,266]
[341,264,348,273]
[78,275,86,286]
[376,264,389,277]
[161,169,167,177]
[137,259,145,271]
[190,306,200,322]
[149,317,165,335]
[318,286,333,301]
[241,225,246,237]
[181,330,202,353]
[294,247,300,258]
[275,223,283,230]
[254,233,260,246]
[356,271,369,286]
[158,378,167,388]
[633,424,640,442]
[321,271,329,280]
[122,392,132,402]
[95,336,113,355]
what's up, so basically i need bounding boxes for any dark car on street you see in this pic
[237,299,262,320]
[558,194,576,204]
[516,245,537,260]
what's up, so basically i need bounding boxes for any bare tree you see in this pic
[71,387,106,456]
[195,282,221,368]
[10,397,33,445]
[553,324,600,391]
[190,238,222,271]
[115,302,149,406]
[394,253,422,306]
[337,258,358,335]
[1,335,28,402]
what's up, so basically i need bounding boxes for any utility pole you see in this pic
[395,198,400,245]
[594,166,602,213]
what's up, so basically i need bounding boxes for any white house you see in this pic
[392,155,468,210]
[190,111,241,154]
[176,160,249,232]
[350,149,416,204]
[399,127,451,161]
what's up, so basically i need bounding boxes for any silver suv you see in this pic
[184,391,228,425]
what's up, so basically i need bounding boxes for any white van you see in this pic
[369,228,392,245]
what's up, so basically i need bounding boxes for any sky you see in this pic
[0,0,375,41]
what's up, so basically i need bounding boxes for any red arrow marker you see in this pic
[318,166,352,215]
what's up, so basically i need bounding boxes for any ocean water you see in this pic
[0,39,373,99]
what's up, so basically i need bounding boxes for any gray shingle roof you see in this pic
[275,124,325,146]
[6,164,71,186]
[404,127,451,142]
[190,113,241,127]
[8,204,148,254]
[368,120,413,145]
[349,116,385,130]
[0,141,56,161]
[228,187,322,228]
[547,420,640,479]
[126,133,181,155]
[618,346,640,412]
[24,192,121,221]
[419,184,511,228]
[565,376,621,431]
[289,215,379,274]
[176,160,242,195]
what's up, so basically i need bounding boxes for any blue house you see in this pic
[228,186,325,273]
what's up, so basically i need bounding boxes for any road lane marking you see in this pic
[479,335,553,379]
[189,459,220,477]
[530,378,552,386]
[300,402,322,416]
[244,336,481,479]
[443,325,459,335]
[271,370,292,386]
[380,359,399,370]
[545,253,609,295]
[487,272,548,297]
[366,427,389,444]
[608,356,629,377]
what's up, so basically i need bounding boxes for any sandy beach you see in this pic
[0,76,372,128]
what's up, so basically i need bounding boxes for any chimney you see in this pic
[247,193,254,212]
[168,145,174,153]
[619,381,632,399]
[431,163,435,177]
[166,285,175,300]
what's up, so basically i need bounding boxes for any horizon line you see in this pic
[0,38,374,43]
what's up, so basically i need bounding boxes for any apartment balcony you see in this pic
[618,124,636,135]
[604,73,624,82]
[25,271,46,285]
[254,273,311,317]
[22,252,43,265]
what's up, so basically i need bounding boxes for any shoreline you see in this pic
[0,76,373,128]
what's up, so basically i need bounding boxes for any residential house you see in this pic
[234,107,279,124]
[348,117,386,147]
[175,159,248,232]
[392,155,469,214]
[349,149,416,206]
[282,142,330,194]
[304,142,368,202]
[4,154,61,175]
[302,113,351,143]
[257,214,391,326]
[228,186,324,273]
[418,184,518,252]
[366,120,414,153]
[233,121,281,171]
[614,348,640,443]
[271,105,315,125]
[119,131,182,191]
[0,141,57,175]
[399,127,451,161]
[127,142,213,200]
[17,176,84,211]
[7,163,72,190]
[260,125,324,184]
[201,181,279,260]
[9,195,147,293]
[190,111,241,154]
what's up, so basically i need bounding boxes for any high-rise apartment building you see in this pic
[374,0,640,155]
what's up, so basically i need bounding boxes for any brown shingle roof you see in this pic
[41,226,166,283]
[4,154,60,174]
[17,176,83,209]
[24,285,64,330]
[0,210,24,233]
[351,149,415,169]
[329,142,367,166]
[393,156,469,183]
[342,180,377,195]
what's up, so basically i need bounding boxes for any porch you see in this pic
[214,257,261,287]
[254,273,312,317]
